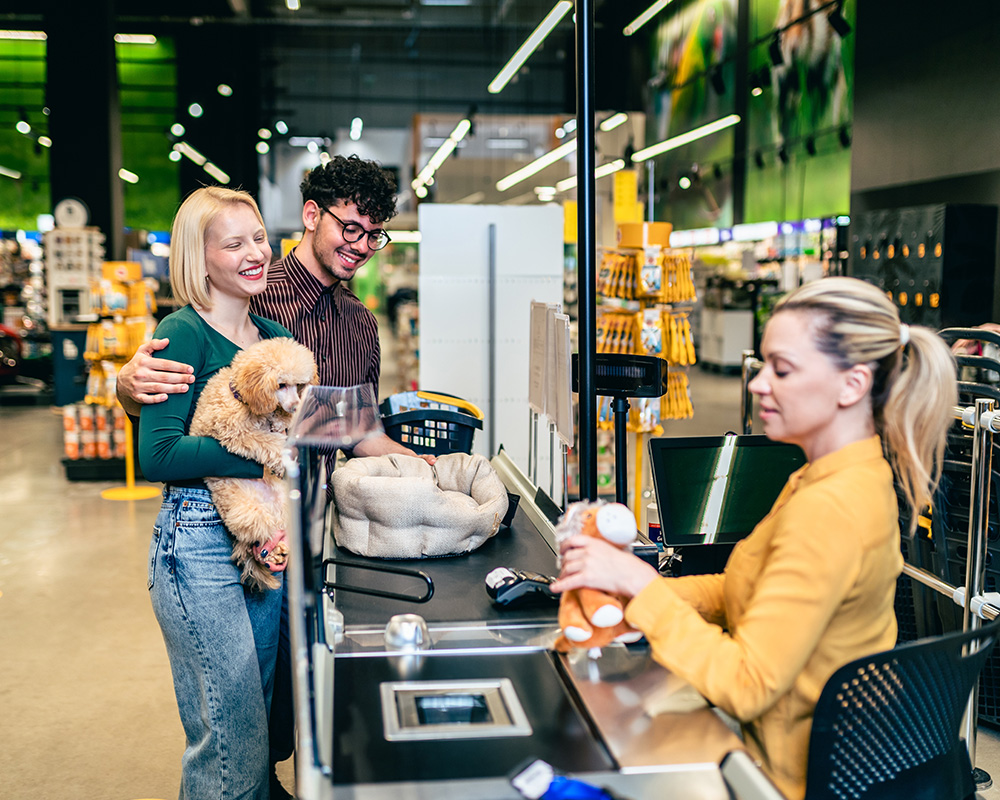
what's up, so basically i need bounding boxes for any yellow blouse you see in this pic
[625,435,902,799]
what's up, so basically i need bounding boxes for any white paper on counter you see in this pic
[528,300,548,415]
[554,313,573,446]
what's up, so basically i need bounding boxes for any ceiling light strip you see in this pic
[555,159,626,192]
[631,114,741,162]
[203,162,231,184]
[496,139,577,192]
[488,0,573,94]
[0,164,22,180]
[599,113,629,132]
[411,117,473,193]
[624,0,676,36]
[0,30,46,41]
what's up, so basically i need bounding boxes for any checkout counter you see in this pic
[283,387,747,800]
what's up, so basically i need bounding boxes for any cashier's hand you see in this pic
[352,432,437,465]
[116,338,195,416]
[551,535,659,600]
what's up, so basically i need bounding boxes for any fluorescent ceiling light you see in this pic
[38,135,51,147]
[599,113,629,132]
[487,138,530,150]
[0,30,46,40]
[275,120,288,134]
[289,136,325,147]
[488,1,573,94]
[554,159,626,192]
[203,162,231,184]
[114,34,157,44]
[624,0,677,36]
[496,139,577,192]
[631,114,740,162]
[173,141,207,166]
[0,165,22,180]
[669,227,722,247]
[350,117,363,142]
[412,117,473,193]
[118,168,139,184]
[15,121,30,135]
[286,0,301,9]
[731,221,778,242]
[389,230,422,243]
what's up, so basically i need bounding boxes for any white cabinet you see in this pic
[699,307,753,370]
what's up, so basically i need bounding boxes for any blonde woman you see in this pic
[553,276,957,800]
[140,187,292,799]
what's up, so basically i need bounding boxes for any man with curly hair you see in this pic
[115,155,423,798]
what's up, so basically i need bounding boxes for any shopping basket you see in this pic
[380,390,484,456]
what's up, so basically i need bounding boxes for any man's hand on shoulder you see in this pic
[116,338,195,416]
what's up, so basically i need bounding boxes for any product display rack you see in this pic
[61,261,156,481]
[591,223,697,504]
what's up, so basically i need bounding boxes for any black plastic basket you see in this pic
[380,395,483,456]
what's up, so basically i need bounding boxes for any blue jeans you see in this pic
[148,486,282,800]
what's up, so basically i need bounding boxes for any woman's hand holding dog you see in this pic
[253,530,289,573]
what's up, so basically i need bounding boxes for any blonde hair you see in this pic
[169,186,265,310]
[774,276,957,532]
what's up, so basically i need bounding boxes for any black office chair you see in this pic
[722,615,1000,800]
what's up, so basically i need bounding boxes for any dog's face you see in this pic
[230,338,320,418]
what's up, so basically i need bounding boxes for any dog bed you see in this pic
[331,452,509,558]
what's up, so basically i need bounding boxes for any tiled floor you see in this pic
[3,363,1000,798]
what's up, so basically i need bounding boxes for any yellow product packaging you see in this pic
[598,252,615,296]
[596,316,609,353]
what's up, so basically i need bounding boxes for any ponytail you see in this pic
[882,325,957,531]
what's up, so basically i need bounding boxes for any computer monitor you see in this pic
[648,434,806,548]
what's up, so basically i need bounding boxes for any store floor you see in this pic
[4,366,1000,799]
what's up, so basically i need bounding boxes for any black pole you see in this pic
[576,0,598,501]
[613,396,629,505]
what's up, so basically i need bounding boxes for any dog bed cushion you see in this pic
[331,452,509,558]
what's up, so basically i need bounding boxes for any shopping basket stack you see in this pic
[380,390,483,456]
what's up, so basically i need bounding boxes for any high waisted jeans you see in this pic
[148,486,282,800]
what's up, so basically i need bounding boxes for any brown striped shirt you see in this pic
[251,248,381,392]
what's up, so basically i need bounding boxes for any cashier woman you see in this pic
[552,276,957,800]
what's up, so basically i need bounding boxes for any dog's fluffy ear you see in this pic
[237,360,281,416]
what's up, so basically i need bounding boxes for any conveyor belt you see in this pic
[329,503,560,628]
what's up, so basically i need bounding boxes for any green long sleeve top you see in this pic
[137,305,293,486]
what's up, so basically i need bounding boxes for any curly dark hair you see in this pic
[299,154,397,224]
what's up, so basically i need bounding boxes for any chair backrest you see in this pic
[804,616,1000,800]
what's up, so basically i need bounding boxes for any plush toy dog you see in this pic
[554,501,643,653]
[189,337,318,591]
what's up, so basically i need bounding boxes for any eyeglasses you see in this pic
[320,208,392,251]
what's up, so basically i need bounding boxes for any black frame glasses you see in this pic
[320,207,392,251]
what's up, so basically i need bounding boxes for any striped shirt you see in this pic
[251,248,381,392]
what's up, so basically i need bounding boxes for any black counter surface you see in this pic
[328,504,560,628]
[332,650,614,784]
